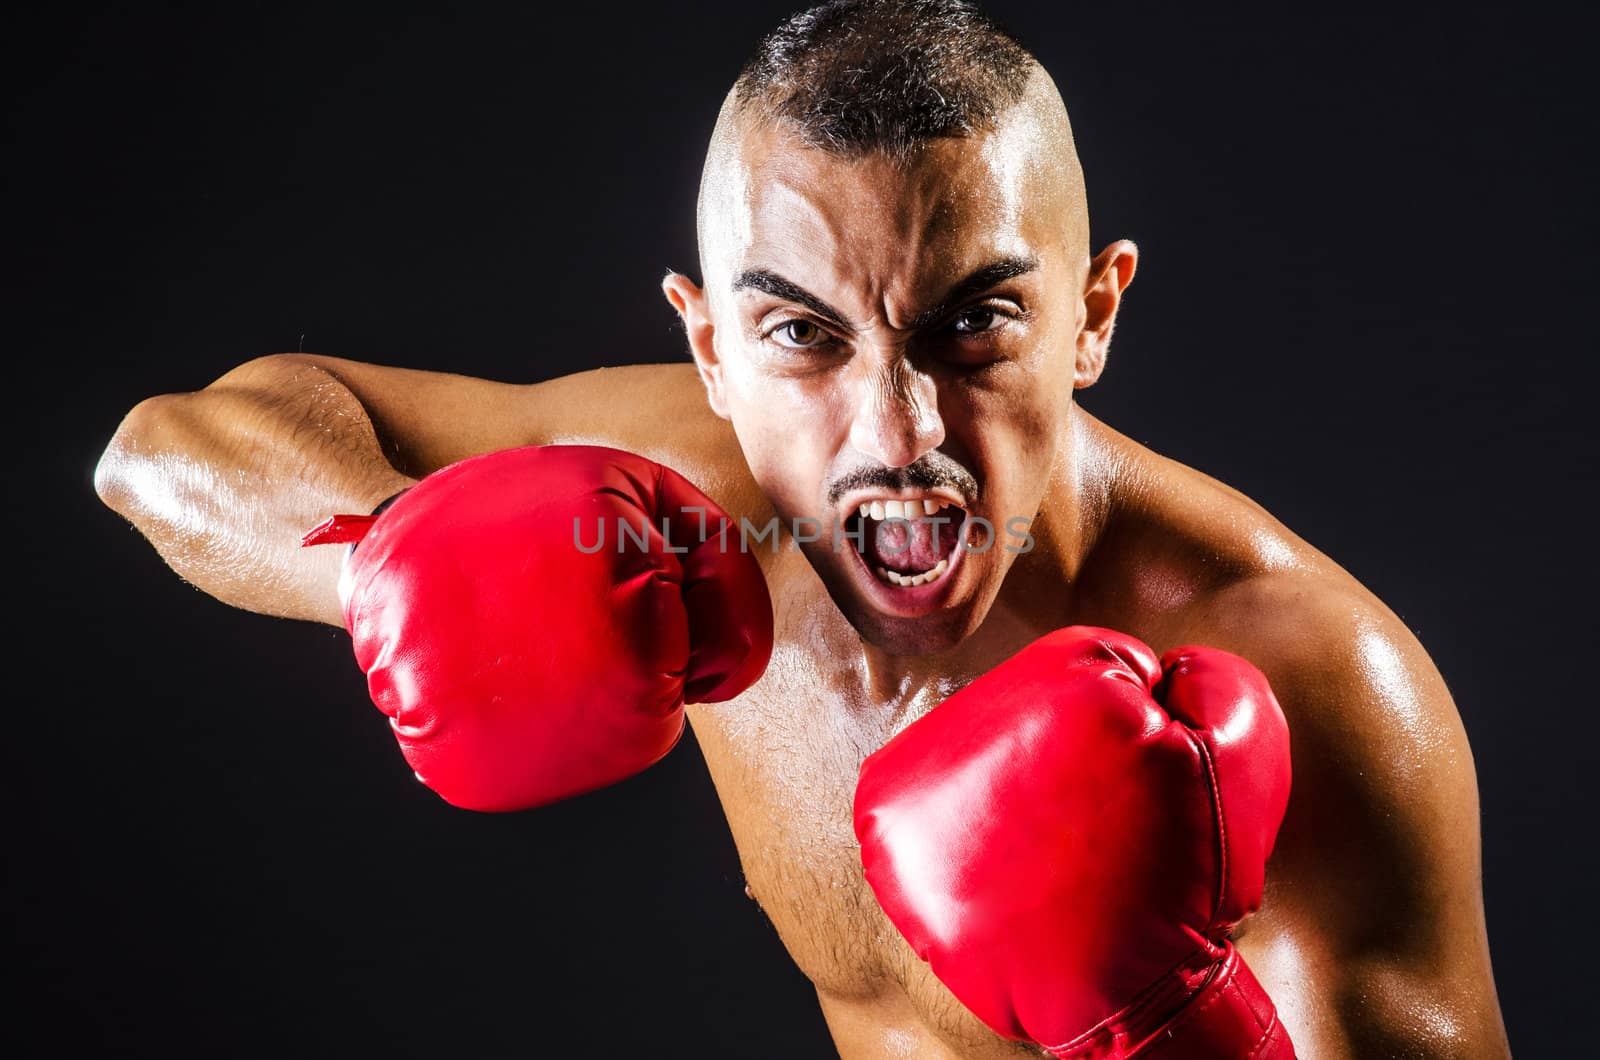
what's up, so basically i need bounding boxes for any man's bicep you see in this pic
[266,354,557,477]
[279,356,732,481]
[1235,608,1509,1057]
[1247,924,1507,1060]
[274,356,770,542]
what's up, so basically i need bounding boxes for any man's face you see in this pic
[680,112,1092,655]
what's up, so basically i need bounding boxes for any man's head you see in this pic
[665,0,1135,655]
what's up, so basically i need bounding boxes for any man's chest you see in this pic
[679,568,1065,1059]
[683,630,1066,1058]
[685,631,905,999]
[682,560,1044,996]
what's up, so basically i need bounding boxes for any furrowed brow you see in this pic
[910,256,1040,330]
[732,269,849,328]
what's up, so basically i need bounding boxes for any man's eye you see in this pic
[770,320,829,348]
[952,307,1003,334]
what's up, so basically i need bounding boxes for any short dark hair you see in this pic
[735,0,1035,160]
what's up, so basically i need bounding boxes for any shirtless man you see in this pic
[93,1,1509,1056]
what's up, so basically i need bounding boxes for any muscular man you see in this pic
[94,2,1508,1056]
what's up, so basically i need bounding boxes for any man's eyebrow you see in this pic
[731,254,1039,332]
[732,269,849,328]
[910,255,1040,330]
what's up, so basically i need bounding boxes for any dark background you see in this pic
[8,2,1593,1056]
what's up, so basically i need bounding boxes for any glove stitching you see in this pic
[651,461,691,574]
[1191,731,1231,935]
[1138,962,1239,1056]
[1242,1011,1284,1059]
[1043,950,1218,1058]
[1145,957,1282,1059]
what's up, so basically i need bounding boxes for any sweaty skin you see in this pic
[96,69,1508,1059]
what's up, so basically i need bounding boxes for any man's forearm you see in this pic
[94,354,417,625]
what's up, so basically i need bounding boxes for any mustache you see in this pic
[825,452,979,508]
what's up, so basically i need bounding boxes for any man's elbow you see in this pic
[93,353,285,515]
[95,393,179,518]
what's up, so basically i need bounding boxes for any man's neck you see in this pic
[853,406,1117,709]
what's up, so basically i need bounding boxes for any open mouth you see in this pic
[839,493,970,597]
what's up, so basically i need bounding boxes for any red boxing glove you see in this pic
[303,445,772,812]
[854,627,1294,1058]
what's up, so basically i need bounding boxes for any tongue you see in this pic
[863,515,961,573]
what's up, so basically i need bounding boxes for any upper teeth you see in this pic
[858,498,953,520]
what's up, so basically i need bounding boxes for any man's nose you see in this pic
[846,355,946,469]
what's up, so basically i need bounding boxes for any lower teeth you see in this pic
[873,558,949,587]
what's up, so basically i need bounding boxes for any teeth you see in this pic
[872,557,950,588]
[854,497,959,520]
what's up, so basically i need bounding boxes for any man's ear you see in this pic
[662,271,731,419]
[1075,240,1138,389]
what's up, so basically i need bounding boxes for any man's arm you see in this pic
[93,354,742,626]
[1209,578,1510,1058]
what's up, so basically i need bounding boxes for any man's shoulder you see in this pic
[1087,419,1345,628]
[528,363,770,522]
[1157,526,1471,833]
[530,363,717,452]
[1119,455,1483,920]
[1091,421,1461,752]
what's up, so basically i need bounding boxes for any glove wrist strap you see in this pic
[1046,943,1294,1059]
[300,490,409,549]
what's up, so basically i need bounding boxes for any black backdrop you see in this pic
[8,3,1594,1056]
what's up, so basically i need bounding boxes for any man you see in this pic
[94,0,1508,1055]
